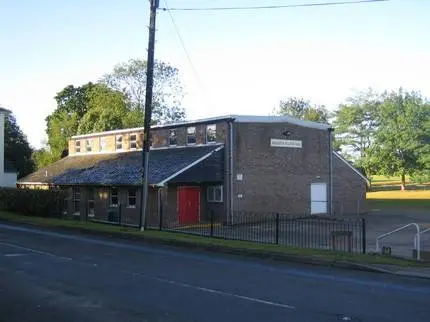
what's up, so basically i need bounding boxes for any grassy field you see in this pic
[371,175,411,186]
[367,190,430,200]
[0,210,427,267]
[367,190,430,209]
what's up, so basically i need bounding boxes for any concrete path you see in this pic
[1,223,430,322]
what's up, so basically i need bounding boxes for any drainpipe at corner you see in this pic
[328,127,334,216]
[228,119,234,225]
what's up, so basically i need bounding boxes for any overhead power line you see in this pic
[163,0,215,109]
[160,0,388,12]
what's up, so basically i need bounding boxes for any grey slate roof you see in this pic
[19,145,224,186]
[4,160,16,173]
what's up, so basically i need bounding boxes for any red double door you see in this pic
[177,187,200,225]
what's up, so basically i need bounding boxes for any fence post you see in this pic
[210,210,214,237]
[362,218,366,254]
[275,213,280,244]
[119,203,122,225]
[159,202,163,231]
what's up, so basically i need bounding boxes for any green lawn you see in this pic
[367,190,430,210]
[371,175,412,186]
[0,211,427,268]
[370,175,430,190]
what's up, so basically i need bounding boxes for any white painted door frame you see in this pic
[310,183,328,215]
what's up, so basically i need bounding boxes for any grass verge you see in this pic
[0,211,428,268]
[367,190,430,210]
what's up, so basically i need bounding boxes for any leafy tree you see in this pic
[53,83,96,118]
[45,83,136,159]
[275,97,329,123]
[332,89,381,180]
[45,82,99,159]
[39,59,185,168]
[78,84,143,133]
[4,113,34,178]
[102,58,185,124]
[371,89,430,190]
[333,89,380,158]
[32,148,57,170]
[46,110,79,159]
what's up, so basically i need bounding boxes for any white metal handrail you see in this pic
[414,228,430,251]
[376,223,421,260]
[420,228,430,235]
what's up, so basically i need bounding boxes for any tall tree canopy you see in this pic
[45,82,97,159]
[102,58,185,124]
[333,88,430,188]
[35,58,185,169]
[77,84,144,134]
[274,97,329,123]
[332,89,380,171]
[370,89,430,189]
[4,113,34,178]
[53,82,96,118]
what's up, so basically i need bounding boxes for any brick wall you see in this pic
[63,185,159,227]
[332,155,368,215]
[232,122,331,217]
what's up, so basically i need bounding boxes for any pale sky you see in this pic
[1,0,429,149]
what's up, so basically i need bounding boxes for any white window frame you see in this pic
[61,187,70,215]
[187,127,196,145]
[116,135,123,150]
[73,187,81,215]
[206,124,217,144]
[127,187,137,208]
[86,139,92,152]
[110,187,119,207]
[130,134,137,150]
[169,129,177,146]
[87,188,95,217]
[207,185,223,203]
[75,140,81,153]
[99,137,107,152]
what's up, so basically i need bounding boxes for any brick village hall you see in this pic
[18,115,369,227]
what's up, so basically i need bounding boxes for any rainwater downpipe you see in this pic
[157,186,162,228]
[229,120,234,225]
[328,128,334,216]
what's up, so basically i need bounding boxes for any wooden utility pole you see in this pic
[140,0,159,231]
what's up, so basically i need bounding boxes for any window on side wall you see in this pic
[73,187,81,214]
[128,187,137,208]
[110,187,119,207]
[116,135,123,150]
[206,124,216,144]
[86,139,92,152]
[187,127,196,145]
[75,140,81,153]
[61,187,70,215]
[100,137,106,152]
[207,185,223,203]
[88,188,95,217]
[169,129,177,146]
[130,134,137,149]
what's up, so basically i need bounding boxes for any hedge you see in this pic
[0,188,67,217]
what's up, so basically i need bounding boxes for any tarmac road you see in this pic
[0,222,429,322]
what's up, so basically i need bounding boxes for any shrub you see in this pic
[411,171,430,185]
[0,187,67,217]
